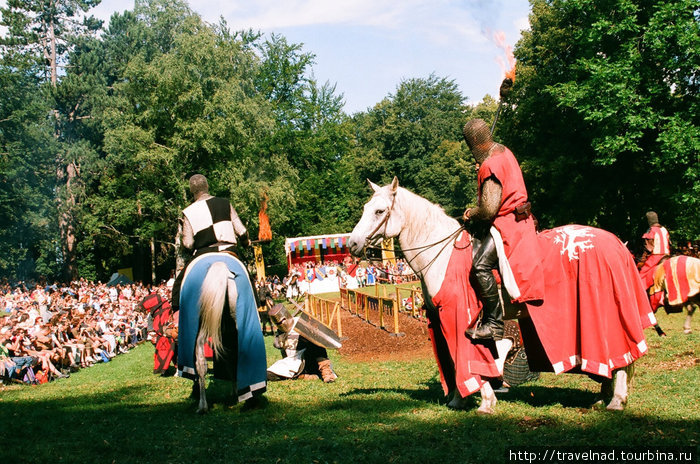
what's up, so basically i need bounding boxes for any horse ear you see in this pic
[390,176,399,193]
[367,179,380,193]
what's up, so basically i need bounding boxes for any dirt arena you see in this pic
[336,306,435,362]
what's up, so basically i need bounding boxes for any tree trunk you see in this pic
[49,15,57,87]
[150,238,156,284]
[175,220,185,275]
[47,7,78,280]
[58,161,79,281]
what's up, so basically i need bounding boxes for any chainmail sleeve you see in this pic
[471,177,502,222]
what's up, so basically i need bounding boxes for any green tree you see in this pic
[0,61,58,281]
[0,0,103,280]
[87,3,279,281]
[502,0,699,244]
[349,75,473,216]
[254,34,355,263]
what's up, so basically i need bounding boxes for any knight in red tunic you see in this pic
[461,119,544,340]
[140,292,178,374]
[638,211,671,289]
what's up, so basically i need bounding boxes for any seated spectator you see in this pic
[0,278,154,384]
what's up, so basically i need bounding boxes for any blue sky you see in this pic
[11,0,533,114]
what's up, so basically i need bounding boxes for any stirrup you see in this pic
[466,323,504,341]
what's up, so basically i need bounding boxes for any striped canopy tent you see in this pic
[284,233,352,269]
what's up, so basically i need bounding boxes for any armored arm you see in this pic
[181,216,194,250]
[464,177,502,222]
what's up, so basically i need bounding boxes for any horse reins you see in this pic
[365,226,467,278]
[361,192,469,277]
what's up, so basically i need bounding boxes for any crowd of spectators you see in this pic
[1,279,156,386]
[274,257,417,299]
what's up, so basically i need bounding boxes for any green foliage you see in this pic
[349,74,475,216]
[502,0,699,244]
[0,0,106,281]
[0,48,59,281]
[69,1,355,278]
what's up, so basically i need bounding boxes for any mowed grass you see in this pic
[1,310,697,464]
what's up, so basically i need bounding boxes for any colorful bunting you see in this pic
[288,235,355,257]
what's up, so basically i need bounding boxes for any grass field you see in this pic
[1,310,697,464]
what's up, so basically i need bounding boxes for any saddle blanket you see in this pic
[525,225,656,378]
[177,253,267,402]
[430,225,657,398]
[430,231,501,398]
[649,255,700,311]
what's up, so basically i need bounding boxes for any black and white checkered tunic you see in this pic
[182,197,245,253]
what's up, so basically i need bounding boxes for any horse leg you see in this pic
[195,332,209,414]
[594,375,614,409]
[606,364,634,411]
[447,389,471,410]
[189,380,200,399]
[477,381,497,415]
[684,302,696,334]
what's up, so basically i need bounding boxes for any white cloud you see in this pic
[514,15,530,33]
[82,0,497,50]
[205,0,416,30]
[202,0,486,43]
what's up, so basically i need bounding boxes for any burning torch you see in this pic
[490,65,516,136]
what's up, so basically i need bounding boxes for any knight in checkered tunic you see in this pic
[171,174,251,310]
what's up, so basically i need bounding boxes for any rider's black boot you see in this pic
[467,233,504,341]
[467,291,504,341]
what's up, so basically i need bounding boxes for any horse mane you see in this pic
[396,186,460,244]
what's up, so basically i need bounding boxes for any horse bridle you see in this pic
[362,191,468,277]
[364,191,397,245]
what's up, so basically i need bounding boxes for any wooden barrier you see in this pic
[305,294,343,337]
[338,286,405,335]
[394,285,425,319]
[376,274,419,285]
[337,281,427,335]
[339,287,349,312]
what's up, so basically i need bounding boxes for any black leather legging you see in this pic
[471,232,500,300]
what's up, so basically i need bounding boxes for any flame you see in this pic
[505,65,516,83]
[258,192,272,241]
[492,30,516,83]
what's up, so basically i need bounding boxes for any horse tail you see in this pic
[198,261,230,359]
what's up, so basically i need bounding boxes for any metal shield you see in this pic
[268,303,342,350]
[290,311,342,350]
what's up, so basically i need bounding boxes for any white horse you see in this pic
[178,253,268,414]
[348,178,654,413]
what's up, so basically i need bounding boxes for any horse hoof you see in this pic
[477,405,495,415]
[447,397,468,410]
[683,328,691,334]
[606,398,626,411]
[591,399,606,410]
[196,408,208,415]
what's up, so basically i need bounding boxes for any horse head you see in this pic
[348,177,404,256]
